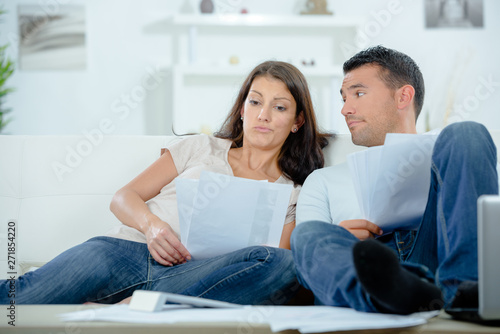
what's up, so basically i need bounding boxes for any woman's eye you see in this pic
[275,105,287,112]
[249,99,260,106]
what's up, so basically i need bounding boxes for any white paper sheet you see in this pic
[267,307,438,333]
[347,133,439,232]
[59,304,438,333]
[175,171,293,259]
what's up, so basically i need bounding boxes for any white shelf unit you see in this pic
[167,14,362,27]
[155,14,361,135]
[171,63,344,78]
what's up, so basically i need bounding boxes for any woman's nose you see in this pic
[258,107,271,121]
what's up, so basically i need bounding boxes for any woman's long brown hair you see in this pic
[214,60,333,185]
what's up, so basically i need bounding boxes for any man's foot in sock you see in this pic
[449,281,478,309]
[353,239,444,315]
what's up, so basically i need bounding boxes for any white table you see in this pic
[1,305,499,334]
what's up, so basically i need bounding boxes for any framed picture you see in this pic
[425,0,484,28]
[18,5,86,70]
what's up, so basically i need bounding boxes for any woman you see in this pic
[1,61,330,305]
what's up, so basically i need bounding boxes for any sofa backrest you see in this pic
[1,130,499,272]
[0,136,177,272]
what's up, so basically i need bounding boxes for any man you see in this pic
[291,45,498,314]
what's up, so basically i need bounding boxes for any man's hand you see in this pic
[144,219,191,266]
[339,219,383,240]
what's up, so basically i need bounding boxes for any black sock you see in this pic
[352,239,444,315]
[449,281,478,309]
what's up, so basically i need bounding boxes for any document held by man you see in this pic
[175,171,293,259]
[347,133,439,233]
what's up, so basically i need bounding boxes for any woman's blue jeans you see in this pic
[0,238,298,305]
[291,121,499,312]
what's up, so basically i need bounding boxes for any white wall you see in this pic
[344,0,500,133]
[0,0,499,135]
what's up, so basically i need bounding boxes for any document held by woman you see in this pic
[175,171,293,259]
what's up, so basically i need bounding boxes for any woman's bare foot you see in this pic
[83,296,132,305]
[117,296,132,304]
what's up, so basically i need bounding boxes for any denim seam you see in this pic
[89,256,153,303]
[90,281,150,303]
[195,247,272,298]
[394,233,404,261]
[146,254,153,289]
[90,254,217,302]
[394,231,416,262]
[431,161,450,256]
[151,256,223,281]
[404,233,415,254]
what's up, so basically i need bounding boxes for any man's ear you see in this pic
[396,85,415,110]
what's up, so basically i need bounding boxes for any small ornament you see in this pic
[229,55,240,65]
[241,8,249,14]
[301,59,316,67]
[300,0,333,15]
[200,124,212,134]
[200,0,214,14]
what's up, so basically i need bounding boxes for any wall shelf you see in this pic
[150,14,361,134]
[164,14,362,28]
[169,64,343,77]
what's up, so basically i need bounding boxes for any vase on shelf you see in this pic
[200,0,214,14]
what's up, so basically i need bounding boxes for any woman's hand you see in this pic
[109,150,191,266]
[339,219,383,240]
[145,218,191,266]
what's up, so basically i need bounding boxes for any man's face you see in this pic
[340,65,401,147]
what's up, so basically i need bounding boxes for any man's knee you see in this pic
[290,222,306,251]
[291,221,325,254]
[436,121,495,159]
[439,121,490,146]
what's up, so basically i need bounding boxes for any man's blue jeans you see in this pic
[291,121,498,312]
[0,237,298,304]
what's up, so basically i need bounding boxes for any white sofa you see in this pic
[1,131,499,278]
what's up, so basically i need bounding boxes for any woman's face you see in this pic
[241,75,300,151]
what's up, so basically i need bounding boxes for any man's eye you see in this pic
[356,92,365,97]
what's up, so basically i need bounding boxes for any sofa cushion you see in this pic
[0,135,179,274]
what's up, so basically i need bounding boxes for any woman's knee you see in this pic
[269,247,295,272]
[262,248,298,303]
[244,246,293,268]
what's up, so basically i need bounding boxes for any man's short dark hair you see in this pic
[343,46,425,121]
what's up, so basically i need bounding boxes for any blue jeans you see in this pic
[291,121,498,312]
[0,237,298,304]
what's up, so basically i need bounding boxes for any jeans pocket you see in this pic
[394,230,417,260]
